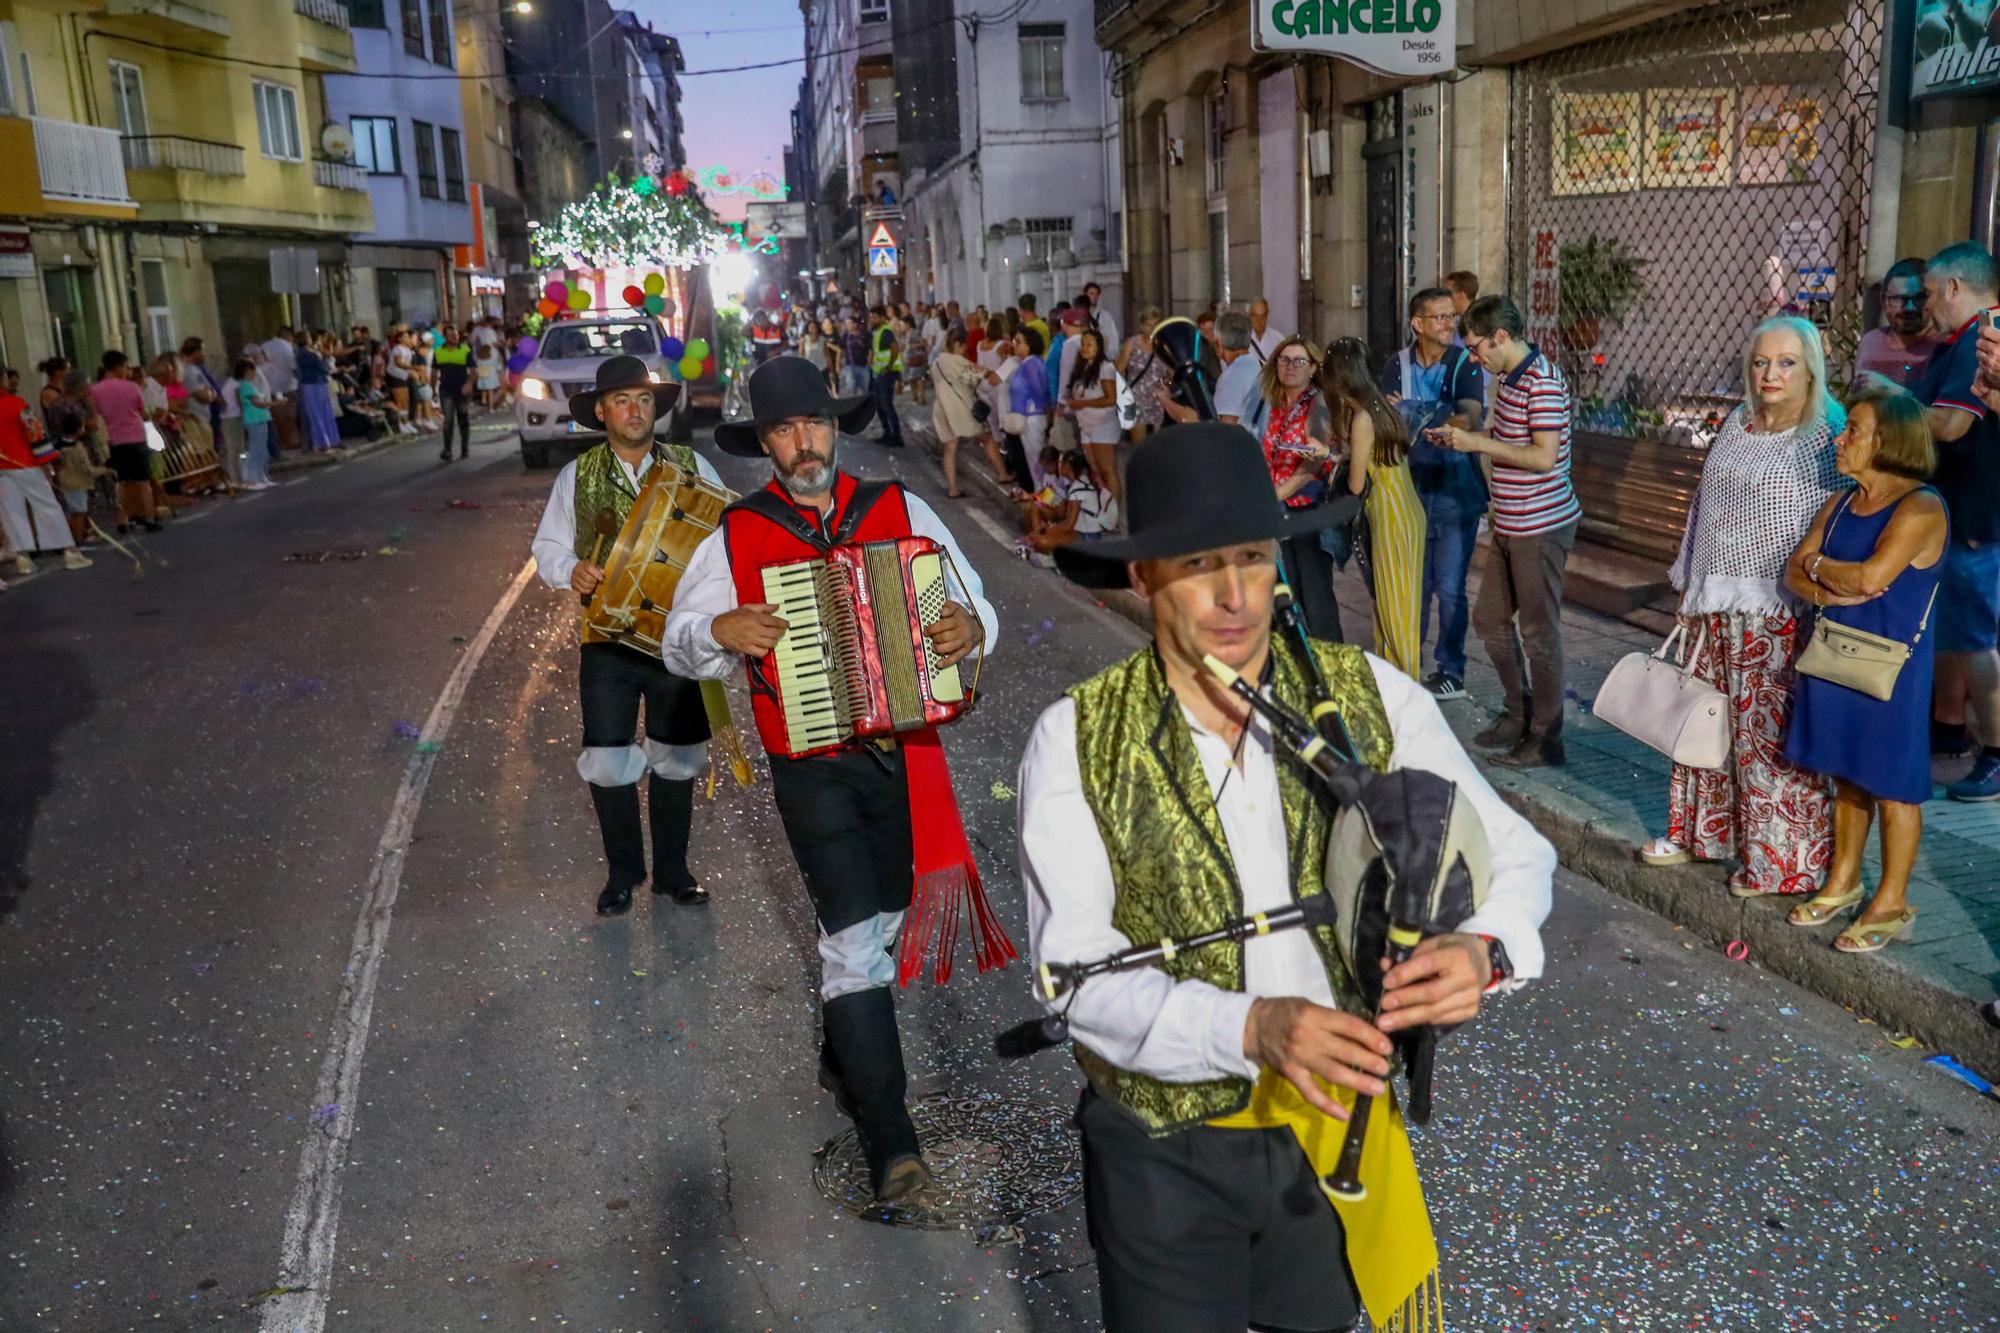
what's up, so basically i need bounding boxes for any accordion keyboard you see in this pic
[762,560,867,752]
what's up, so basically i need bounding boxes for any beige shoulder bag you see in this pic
[1794,491,1937,703]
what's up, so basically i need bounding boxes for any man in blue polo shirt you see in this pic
[1915,241,2000,801]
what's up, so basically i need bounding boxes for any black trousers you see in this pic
[1279,531,1345,644]
[1079,1090,1360,1333]
[579,643,709,748]
[766,746,914,936]
[439,391,472,455]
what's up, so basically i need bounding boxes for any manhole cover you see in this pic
[812,1090,1082,1233]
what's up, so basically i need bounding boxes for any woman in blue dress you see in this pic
[1782,376,1949,953]
[296,333,340,451]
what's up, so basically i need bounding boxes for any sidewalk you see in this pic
[898,414,2000,1081]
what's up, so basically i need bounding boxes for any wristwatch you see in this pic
[1476,934,1514,989]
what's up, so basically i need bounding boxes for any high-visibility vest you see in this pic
[870,324,901,374]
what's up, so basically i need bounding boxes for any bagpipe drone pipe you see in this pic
[1148,316,1219,422]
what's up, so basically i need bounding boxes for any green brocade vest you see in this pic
[1067,638,1395,1134]
[571,440,699,562]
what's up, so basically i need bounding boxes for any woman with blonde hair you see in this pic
[1783,377,1948,951]
[1641,315,1839,896]
[1322,336,1425,675]
[1114,306,1171,442]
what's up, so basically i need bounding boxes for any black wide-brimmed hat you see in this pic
[1054,421,1362,589]
[566,354,682,429]
[713,354,876,457]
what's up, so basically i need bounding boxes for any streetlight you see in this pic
[621,128,634,140]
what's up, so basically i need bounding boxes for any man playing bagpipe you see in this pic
[1016,422,1554,1332]
[661,356,1006,1205]
[531,355,729,917]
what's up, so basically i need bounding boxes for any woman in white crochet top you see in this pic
[1640,316,1840,895]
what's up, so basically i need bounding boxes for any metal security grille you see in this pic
[1507,0,1885,565]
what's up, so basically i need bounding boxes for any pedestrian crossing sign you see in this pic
[869,245,900,276]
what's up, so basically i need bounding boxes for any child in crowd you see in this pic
[475,341,504,409]
[1024,450,1118,559]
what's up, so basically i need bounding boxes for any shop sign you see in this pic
[1913,10,2000,101]
[1253,0,1454,78]
[0,226,32,280]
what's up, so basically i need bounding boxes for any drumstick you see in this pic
[1322,920,1423,1202]
[580,508,617,607]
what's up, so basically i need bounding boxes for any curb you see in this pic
[269,414,516,474]
[900,413,2000,1084]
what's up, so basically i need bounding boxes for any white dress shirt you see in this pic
[1094,308,1121,354]
[260,338,297,395]
[531,447,724,593]
[660,478,1000,681]
[1250,326,1287,364]
[1019,652,1554,1085]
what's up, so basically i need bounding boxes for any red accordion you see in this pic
[758,536,975,757]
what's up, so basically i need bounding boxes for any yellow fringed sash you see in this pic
[699,680,756,796]
[1208,1073,1443,1333]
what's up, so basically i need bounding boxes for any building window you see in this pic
[0,23,37,117]
[1019,23,1065,103]
[440,126,465,201]
[350,0,387,25]
[428,0,453,70]
[140,259,173,358]
[352,116,400,174]
[108,60,148,137]
[1208,210,1229,307]
[413,118,438,197]
[860,0,888,23]
[1204,88,1227,197]
[254,81,303,161]
[402,0,426,59]
[1023,216,1072,269]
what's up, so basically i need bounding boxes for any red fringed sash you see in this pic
[895,729,1016,985]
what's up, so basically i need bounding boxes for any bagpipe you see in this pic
[997,623,1493,1202]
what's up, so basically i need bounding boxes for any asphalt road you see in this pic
[2,416,1996,1332]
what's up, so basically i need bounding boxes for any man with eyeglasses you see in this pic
[1382,286,1488,702]
[531,355,723,919]
[662,356,999,1207]
[1855,258,1938,389]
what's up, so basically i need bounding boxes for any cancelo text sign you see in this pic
[1252,0,1454,78]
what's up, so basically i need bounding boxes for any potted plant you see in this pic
[1557,234,1649,352]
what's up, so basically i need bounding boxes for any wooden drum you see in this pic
[582,462,734,656]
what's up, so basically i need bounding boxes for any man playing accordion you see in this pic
[1018,423,1554,1333]
[661,356,1000,1205]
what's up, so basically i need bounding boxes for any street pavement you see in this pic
[2,417,1996,1331]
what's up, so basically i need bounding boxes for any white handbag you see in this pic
[1592,623,1730,770]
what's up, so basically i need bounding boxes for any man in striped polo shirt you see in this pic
[1434,294,1581,769]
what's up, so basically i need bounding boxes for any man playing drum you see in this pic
[532,355,724,916]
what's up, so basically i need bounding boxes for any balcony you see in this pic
[859,119,897,157]
[32,117,136,210]
[103,0,230,40]
[295,0,349,27]
[313,157,366,191]
[122,134,246,176]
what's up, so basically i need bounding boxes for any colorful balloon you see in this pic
[536,298,559,319]
[517,336,538,358]
[622,284,645,308]
[678,354,703,379]
[642,272,666,296]
[566,288,591,311]
[642,293,665,315]
[657,297,676,319]
[543,279,567,302]
[661,336,685,360]
[685,338,710,362]
[703,356,716,376]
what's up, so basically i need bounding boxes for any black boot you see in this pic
[646,773,706,904]
[588,782,646,915]
[817,1012,858,1121]
[821,988,924,1198]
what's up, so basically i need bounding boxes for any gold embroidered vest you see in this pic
[1067,637,1394,1134]
[571,440,699,561]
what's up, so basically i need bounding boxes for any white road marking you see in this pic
[259,556,539,1333]
[961,504,1018,550]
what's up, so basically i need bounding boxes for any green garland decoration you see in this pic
[531,173,733,272]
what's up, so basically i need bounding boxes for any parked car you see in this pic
[515,315,690,468]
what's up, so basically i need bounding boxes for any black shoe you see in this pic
[1490,734,1566,770]
[879,436,905,448]
[876,1154,933,1205]
[458,449,468,460]
[595,881,634,915]
[1931,722,1976,758]
[439,449,451,461]
[141,519,164,533]
[1475,711,1528,749]
[821,988,921,1193]
[1423,671,1467,702]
